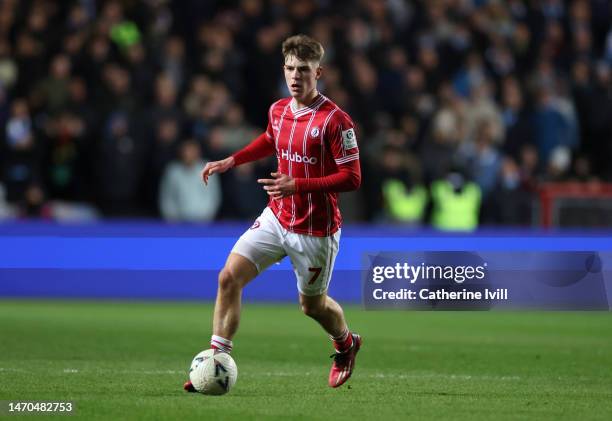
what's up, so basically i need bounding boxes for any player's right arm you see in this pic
[202,103,278,185]
[201,132,275,185]
[201,156,235,185]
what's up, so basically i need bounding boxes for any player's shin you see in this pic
[212,269,243,340]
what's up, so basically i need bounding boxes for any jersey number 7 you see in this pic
[308,267,322,284]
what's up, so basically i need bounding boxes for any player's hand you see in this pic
[257,172,296,199]
[201,157,235,185]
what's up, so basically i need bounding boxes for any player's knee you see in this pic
[218,268,241,293]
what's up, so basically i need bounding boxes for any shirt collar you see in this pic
[290,94,326,116]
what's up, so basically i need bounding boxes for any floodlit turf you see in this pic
[0,301,611,420]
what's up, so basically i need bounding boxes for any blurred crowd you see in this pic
[0,0,611,227]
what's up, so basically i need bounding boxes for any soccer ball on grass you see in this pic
[189,349,237,395]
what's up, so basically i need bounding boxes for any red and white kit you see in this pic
[230,94,360,295]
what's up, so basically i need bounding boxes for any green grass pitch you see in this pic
[1,300,611,420]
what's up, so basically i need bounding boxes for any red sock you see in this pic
[332,329,353,353]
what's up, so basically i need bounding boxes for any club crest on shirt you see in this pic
[310,126,320,138]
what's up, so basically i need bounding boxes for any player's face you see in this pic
[284,55,321,102]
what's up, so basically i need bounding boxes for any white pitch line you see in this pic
[0,367,522,382]
[368,373,521,381]
[246,372,522,381]
[4,367,610,384]
[0,367,28,373]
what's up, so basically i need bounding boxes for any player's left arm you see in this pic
[258,112,361,198]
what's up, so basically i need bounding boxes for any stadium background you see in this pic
[0,0,610,227]
[1,1,611,419]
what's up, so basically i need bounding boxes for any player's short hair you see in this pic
[282,34,324,63]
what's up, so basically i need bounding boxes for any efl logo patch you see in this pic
[342,128,357,149]
[310,126,320,138]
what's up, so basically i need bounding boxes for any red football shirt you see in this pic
[262,95,360,236]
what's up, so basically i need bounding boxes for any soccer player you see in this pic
[185,34,361,390]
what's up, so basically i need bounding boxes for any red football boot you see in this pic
[328,333,362,388]
[183,380,197,392]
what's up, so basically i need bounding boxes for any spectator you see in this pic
[459,119,502,199]
[420,83,464,183]
[33,54,72,114]
[533,87,578,169]
[147,116,181,212]
[159,139,221,222]
[463,80,504,145]
[42,111,89,201]
[147,73,182,133]
[94,112,147,216]
[501,76,535,159]
[0,38,17,92]
[2,99,40,202]
[486,157,533,226]
[212,103,258,155]
[430,169,481,231]
[124,42,155,105]
[380,144,426,225]
[18,183,51,219]
[158,35,190,92]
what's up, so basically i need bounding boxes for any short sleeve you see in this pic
[326,111,359,165]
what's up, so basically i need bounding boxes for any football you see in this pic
[188,349,238,395]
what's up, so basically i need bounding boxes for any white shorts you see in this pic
[231,207,341,296]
